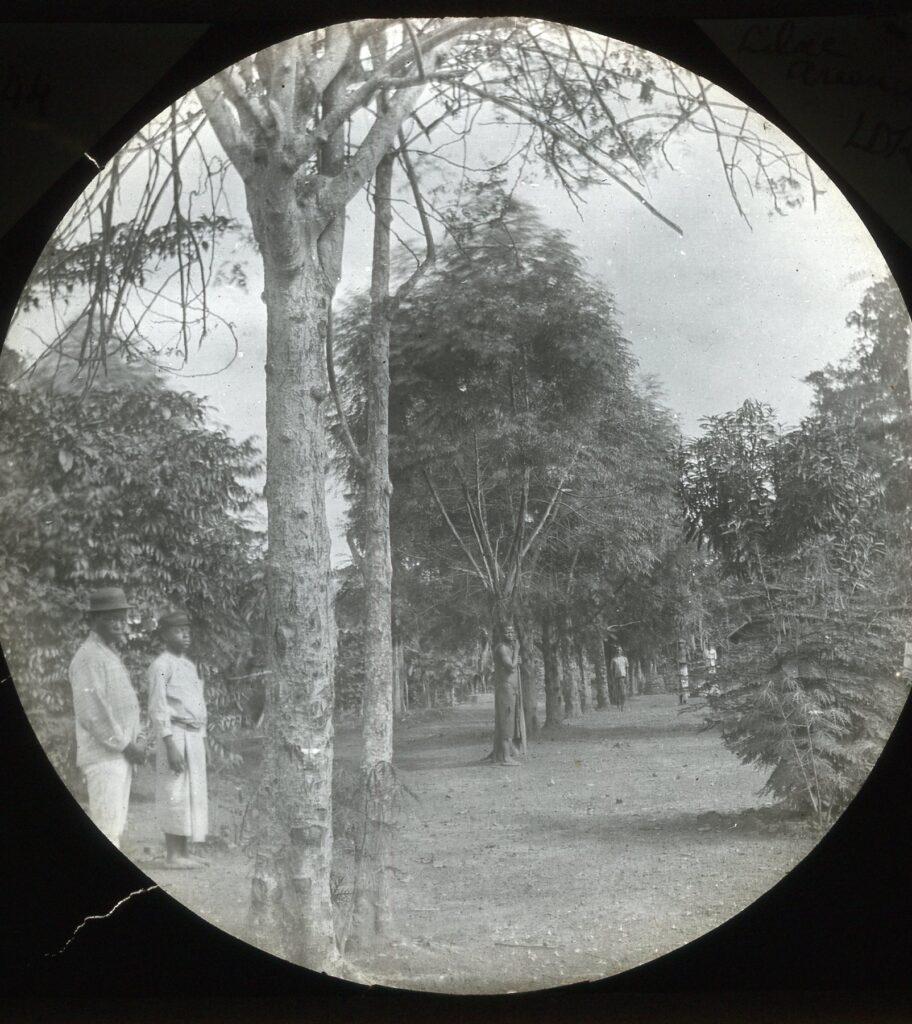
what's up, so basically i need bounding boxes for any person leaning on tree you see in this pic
[491,623,521,766]
[147,609,209,869]
[68,586,145,850]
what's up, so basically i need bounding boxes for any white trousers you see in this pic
[83,758,133,849]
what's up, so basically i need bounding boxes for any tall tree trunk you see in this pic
[516,616,539,738]
[349,150,396,951]
[392,637,407,717]
[576,641,589,713]
[542,608,563,729]
[591,638,608,709]
[391,641,401,717]
[480,632,491,692]
[245,175,338,970]
[558,609,581,718]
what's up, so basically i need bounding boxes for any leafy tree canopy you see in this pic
[0,346,264,779]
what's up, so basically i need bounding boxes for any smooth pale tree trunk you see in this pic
[542,608,563,729]
[349,150,397,951]
[603,639,621,708]
[558,610,581,719]
[400,646,410,712]
[245,174,339,970]
[482,635,491,694]
[576,642,589,713]
[516,617,539,738]
[392,637,407,717]
[478,634,491,693]
[591,638,608,709]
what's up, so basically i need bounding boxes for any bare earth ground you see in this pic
[120,693,818,995]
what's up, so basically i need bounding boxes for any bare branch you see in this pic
[195,78,254,179]
[560,25,649,187]
[423,469,490,587]
[696,78,750,228]
[310,18,513,149]
[388,131,436,315]
[326,301,368,471]
[346,530,366,578]
[402,19,426,81]
[454,80,684,236]
[313,81,427,214]
[309,24,357,95]
[521,475,569,561]
[456,463,500,590]
[222,64,274,138]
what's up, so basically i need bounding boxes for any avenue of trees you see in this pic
[3,17,901,973]
[335,192,683,739]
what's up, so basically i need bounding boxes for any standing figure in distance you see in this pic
[677,639,690,705]
[491,623,521,766]
[68,586,145,850]
[706,644,718,676]
[609,645,629,711]
[147,610,209,869]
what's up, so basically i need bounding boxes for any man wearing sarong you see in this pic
[492,624,521,766]
[147,610,208,869]
[68,587,145,849]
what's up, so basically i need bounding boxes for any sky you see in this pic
[6,26,894,562]
[132,107,888,445]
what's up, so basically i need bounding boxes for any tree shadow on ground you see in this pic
[537,717,709,744]
[397,725,492,755]
[519,804,813,845]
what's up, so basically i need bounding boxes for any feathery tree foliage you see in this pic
[335,194,683,729]
[679,281,911,824]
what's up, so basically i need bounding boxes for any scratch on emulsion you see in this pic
[46,885,159,957]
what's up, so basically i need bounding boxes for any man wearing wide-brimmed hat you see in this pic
[68,586,145,850]
[147,609,209,869]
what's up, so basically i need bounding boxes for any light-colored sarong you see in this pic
[156,725,208,841]
[84,757,133,849]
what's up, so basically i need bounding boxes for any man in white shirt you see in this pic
[609,646,629,710]
[147,609,208,868]
[68,587,145,849]
[706,645,718,675]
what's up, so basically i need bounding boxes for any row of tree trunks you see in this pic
[392,637,408,717]
[517,618,539,738]
[558,610,582,719]
[591,638,609,709]
[576,641,590,713]
[541,608,563,729]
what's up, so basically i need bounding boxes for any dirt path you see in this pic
[122,693,817,994]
